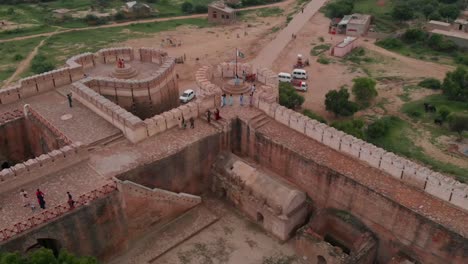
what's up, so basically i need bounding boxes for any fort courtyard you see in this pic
[0,0,467,264]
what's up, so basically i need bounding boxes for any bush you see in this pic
[352,77,378,106]
[317,56,330,64]
[31,54,55,74]
[402,28,427,43]
[428,34,457,52]
[325,88,358,117]
[13,54,24,61]
[331,119,365,139]
[418,78,441,89]
[376,38,403,50]
[442,66,468,101]
[302,109,327,124]
[438,5,459,20]
[181,1,193,14]
[366,117,392,139]
[324,0,354,18]
[454,53,468,66]
[279,82,304,109]
[448,114,468,140]
[114,11,126,21]
[84,14,106,25]
[438,106,451,121]
[194,5,208,14]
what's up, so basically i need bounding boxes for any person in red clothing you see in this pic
[36,189,46,209]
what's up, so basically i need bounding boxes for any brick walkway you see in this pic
[0,162,106,230]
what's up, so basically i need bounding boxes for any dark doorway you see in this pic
[256,212,264,224]
[317,255,327,264]
[219,187,227,198]
[26,238,62,257]
[324,234,350,254]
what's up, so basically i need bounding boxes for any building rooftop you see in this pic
[454,18,468,25]
[336,36,357,48]
[428,20,451,27]
[432,29,468,40]
[348,14,371,25]
[209,1,235,13]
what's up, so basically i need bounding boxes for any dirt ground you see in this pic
[155,198,300,264]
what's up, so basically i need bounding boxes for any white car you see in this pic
[180,89,195,103]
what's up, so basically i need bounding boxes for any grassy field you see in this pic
[0,37,45,85]
[368,115,468,183]
[19,18,209,78]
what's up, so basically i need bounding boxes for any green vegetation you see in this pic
[302,109,327,124]
[0,36,45,84]
[279,82,304,109]
[31,54,55,74]
[323,0,354,18]
[0,248,98,264]
[442,66,468,102]
[402,94,468,122]
[352,77,377,107]
[310,44,331,56]
[256,7,283,17]
[317,55,330,64]
[344,47,373,65]
[332,118,365,138]
[325,87,358,117]
[418,78,441,89]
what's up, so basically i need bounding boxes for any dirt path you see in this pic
[3,36,51,86]
[251,0,328,69]
[0,0,295,44]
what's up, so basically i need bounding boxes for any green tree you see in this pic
[324,0,354,18]
[325,88,358,117]
[279,82,305,109]
[438,5,459,20]
[448,114,468,140]
[331,119,365,139]
[352,77,378,107]
[366,117,392,139]
[181,1,193,13]
[422,4,437,19]
[427,34,457,51]
[442,66,468,101]
[438,106,451,121]
[418,78,441,89]
[392,4,414,21]
[402,28,427,42]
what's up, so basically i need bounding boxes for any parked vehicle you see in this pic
[278,72,292,83]
[291,79,308,91]
[292,69,308,80]
[180,89,195,103]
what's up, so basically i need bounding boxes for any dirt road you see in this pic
[0,0,295,44]
[251,0,328,69]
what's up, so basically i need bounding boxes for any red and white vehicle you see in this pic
[291,79,308,91]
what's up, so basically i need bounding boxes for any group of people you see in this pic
[205,108,221,123]
[20,189,75,212]
[220,84,256,108]
[116,58,126,69]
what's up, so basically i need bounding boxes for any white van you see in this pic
[292,69,308,80]
[278,72,292,83]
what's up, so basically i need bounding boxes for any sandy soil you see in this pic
[155,198,300,264]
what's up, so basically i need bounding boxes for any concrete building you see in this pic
[208,1,237,24]
[427,20,451,31]
[453,18,468,33]
[121,1,155,18]
[332,36,358,57]
[430,29,468,48]
[212,152,308,241]
[337,14,372,36]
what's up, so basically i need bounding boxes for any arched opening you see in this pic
[26,238,62,257]
[256,212,264,224]
[219,187,227,198]
[1,161,10,169]
[317,255,327,264]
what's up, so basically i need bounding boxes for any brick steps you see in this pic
[249,113,270,130]
[87,132,124,151]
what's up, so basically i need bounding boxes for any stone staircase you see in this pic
[87,132,124,151]
[109,205,218,264]
[248,112,270,130]
[111,65,138,79]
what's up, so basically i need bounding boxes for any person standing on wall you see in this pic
[36,189,46,209]
[20,189,29,208]
[67,191,75,209]
[240,93,244,106]
[67,93,73,108]
[189,117,195,129]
